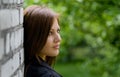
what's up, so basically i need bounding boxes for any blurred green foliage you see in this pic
[24,0,120,77]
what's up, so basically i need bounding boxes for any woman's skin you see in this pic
[37,18,61,60]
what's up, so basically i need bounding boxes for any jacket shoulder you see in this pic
[26,64,61,77]
[25,57,62,77]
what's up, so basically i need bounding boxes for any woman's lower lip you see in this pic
[53,46,59,49]
[54,47,59,49]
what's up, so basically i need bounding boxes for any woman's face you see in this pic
[39,18,61,59]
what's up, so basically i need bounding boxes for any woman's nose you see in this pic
[54,34,61,43]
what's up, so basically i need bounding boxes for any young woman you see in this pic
[24,5,62,77]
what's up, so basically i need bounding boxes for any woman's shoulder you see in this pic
[26,63,62,77]
[26,64,51,77]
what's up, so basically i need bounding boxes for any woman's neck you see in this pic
[36,54,46,61]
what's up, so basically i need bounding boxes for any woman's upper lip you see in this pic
[53,44,60,49]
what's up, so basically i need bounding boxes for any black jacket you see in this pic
[25,57,62,77]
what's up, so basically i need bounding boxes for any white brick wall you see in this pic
[1,50,23,77]
[0,38,4,60]
[21,28,24,44]
[5,27,23,55]
[0,0,1,5]
[18,0,21,4]
[0,10,12,30]
[10,32,15,51]
[1,58,13,77]
[13,73,19,77]
[11,9,19,27]
[2,0,14,4]
[20,8,23,24]
[14,0,17,3]
[5,33,10,54]
[0,0,24,77]
[20,48,24,65]
[14,29,23,49]
[21,0,24,3]
[12,51,20,73]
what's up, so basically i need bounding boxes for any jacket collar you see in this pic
[31,56,62,77]
[32,56,54,71]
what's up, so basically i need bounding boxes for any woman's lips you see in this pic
[53,45,60,49]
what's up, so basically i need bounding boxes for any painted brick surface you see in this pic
[2,0,14,4]
[0,10,12,30]
[20,48,24,65]
[1,59,13,77]
[20,8,23,24]
[11,9,19,27]
[0,0,24,77]
[10,32,15,51]
[0,0,1,5]
[5,33,10,54]
[21,28,24,44]
[0,38,4,60]
[12,51,20,73]
[18,0,21,4]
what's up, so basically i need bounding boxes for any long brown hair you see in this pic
[23,5,59,67]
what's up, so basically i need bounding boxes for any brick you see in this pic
[12,52,20,73]
[11,9,19,27]
[20,28,24,44]
[2,0,14,4]
[17,0,20,4]
[13,73,19,77]
[19,68,24,77]
[20,28,23,46]
[21,28,24,44]
[14,29,21,49]
[19,8,23,24]
[17,29,21,47]
[21,0,24,3]
[0,0,1,5]
[10,32,15,51]
[1,51,20,77]
[0,10,12,30]
[19,29,22,46]
[0,0,24,77]
[21,65,24,77]
[10,28,23,50]
[1,59,13,77]
[0,37,4,60]
[5,33,10,54]
[14,30,18,49]
[14,0,17,4]
[19,29,23,47]
[1,52,20,77]
[19,48,24,64]
[2,0,9,4]
[9,0,14,4]
[3,0,14,4]
[10,29,23,51]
